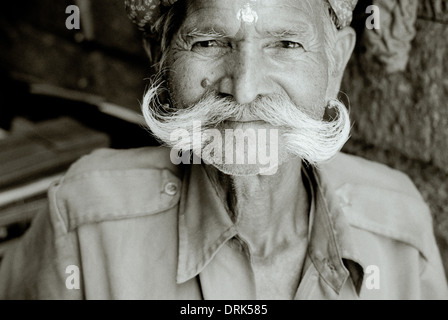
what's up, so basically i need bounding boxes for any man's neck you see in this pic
[203,158,311,259]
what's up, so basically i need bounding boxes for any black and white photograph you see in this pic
[0,0,447,304]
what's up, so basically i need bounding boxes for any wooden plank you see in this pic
[0,174,61,209]
[0,117,110,189]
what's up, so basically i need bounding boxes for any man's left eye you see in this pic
[276,41,304,49]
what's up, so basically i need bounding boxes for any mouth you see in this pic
[226,117,265,124]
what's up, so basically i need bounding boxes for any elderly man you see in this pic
[0,0,447,300]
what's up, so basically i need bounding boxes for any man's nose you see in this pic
[219,48,270,104]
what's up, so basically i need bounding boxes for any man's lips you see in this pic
[226,117,264,123]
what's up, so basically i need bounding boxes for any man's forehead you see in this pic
[125,0,358,32]
[186,0,321,19]
[183,0,323,34]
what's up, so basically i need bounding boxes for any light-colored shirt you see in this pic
[0,147,447,299]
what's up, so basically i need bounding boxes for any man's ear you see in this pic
[326,27,356,100]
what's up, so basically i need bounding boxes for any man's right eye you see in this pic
[191,40,231,56]
[192,40,222,48]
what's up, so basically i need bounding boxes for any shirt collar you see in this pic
[176,161,365,296]
[304,164,365,295]
[176,164,237,284]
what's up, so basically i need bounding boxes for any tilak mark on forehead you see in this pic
[237,0,259,25]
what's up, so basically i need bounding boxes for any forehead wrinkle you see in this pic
[261,0,325,25]
[186,0,237,18]
[304,0,313,14]
[255,1,321,29]
[180,2,242,38]
[266,1,327,42]
[265,0,315,14]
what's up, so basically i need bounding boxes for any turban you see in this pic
[124,0,359,32]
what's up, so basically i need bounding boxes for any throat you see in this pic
[208,158,310,257]
[203,157,312,299]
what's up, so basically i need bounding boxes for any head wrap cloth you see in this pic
[124,0,359,32]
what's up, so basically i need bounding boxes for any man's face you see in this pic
[158,0,347,175]
[168,0,330,111]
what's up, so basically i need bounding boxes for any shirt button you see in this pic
[339,196,351,207]
[323,258,336,272]
[164,182,178,196]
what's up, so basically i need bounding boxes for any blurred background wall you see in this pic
[0,0,447,277]
[341,0,448,277]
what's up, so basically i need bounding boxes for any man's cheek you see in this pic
[168,58,211,107]
[286,76,328,116]
[169,72,203,108]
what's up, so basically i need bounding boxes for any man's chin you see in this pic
[206,163,279,177]
[196,149,299,177]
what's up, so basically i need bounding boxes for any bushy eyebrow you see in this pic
[262,24,315,40]
[183,27,231,39]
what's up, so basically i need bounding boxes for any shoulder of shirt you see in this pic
[319,152,435,260]
[48,147,182,232]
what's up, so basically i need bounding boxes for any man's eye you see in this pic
[192,40,227,49]
[191,40,231,57]
[277,41,303,49]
